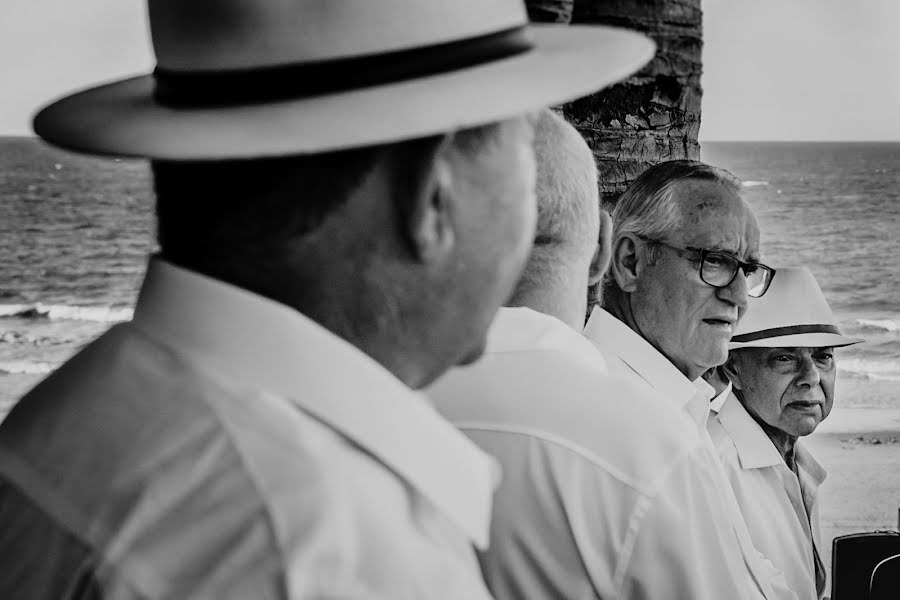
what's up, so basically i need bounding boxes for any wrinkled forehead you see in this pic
[673,179,760,258]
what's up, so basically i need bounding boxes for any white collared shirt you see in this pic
[583,306,798,600]
[709,393,827,599]
[583,306,716,430]
[0,259,496,599]
[429,306,789,600]
[710,381,734,413]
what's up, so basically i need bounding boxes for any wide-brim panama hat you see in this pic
[33,0,656,160]
[730,266,863,349]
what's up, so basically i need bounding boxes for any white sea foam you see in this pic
[0,361,55,375]
[0,303,133,323]
[0,331,66,346]
[840,358,900,382]
[742,180,769,187]
[0,304,32,318]
[857,318,900,333]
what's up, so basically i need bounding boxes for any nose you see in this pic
[715,268,749,313]
[795,355,822,388]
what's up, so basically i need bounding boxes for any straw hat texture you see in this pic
[730,266,862,349]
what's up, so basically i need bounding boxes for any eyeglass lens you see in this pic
[700,253,770,297]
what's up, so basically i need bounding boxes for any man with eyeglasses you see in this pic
[584,159,796,599]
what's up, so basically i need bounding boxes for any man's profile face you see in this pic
[631,179,760,380]
[444,116,538,366]
[730,346,836,437]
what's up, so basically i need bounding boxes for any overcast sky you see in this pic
[703,0,900,141]
[2,0,899,140]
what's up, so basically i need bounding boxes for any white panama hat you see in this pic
[33,0,655,160]
[730,266,863,349]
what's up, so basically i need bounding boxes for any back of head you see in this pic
[153,146,384,284]
[507,109,599,321]
[153,118,539,388]
[531,110,600,253]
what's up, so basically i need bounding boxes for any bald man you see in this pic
[428,110,782,599]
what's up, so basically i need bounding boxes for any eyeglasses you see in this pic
[638,236,776,298]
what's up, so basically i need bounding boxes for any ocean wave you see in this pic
[0,331,70,346]
[742,180,769,187]
[0,303,133,323]
[0,361,55,375]
[857,318,900,333]
[840,358,900,382]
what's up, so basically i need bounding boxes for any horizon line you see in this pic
[701,139,900,144]
[2,132,899,144]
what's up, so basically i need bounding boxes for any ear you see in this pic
[608,233,641,293]
[393,133,457,264]
[588,209,613,286]
[722,353,743,390]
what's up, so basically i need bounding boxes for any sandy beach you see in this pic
[804,407,900,589]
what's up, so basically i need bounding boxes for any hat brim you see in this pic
[729,332,864,350]
[33,25,654,160]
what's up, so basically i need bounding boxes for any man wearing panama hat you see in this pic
[0,1,655,597]
[710,266,863,600]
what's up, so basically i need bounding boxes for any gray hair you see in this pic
[509,110,599,302]
[531,109,599,252]
[612,159,742,264]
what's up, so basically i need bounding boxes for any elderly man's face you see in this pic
[631,179,760,380]
[729,347,836,437]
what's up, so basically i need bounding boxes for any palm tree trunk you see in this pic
[527,0,703,206]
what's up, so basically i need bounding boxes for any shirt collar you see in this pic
[794,440,827,487]
[487,307,607,371]
[583,306,699,410]
[130,259,498,548]
[709,381,734,414]
[717,392,791,470]
[717,394,827,487]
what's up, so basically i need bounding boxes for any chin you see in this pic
[791,419,821,438]
[457,341,487,366]
[699,349,728,372]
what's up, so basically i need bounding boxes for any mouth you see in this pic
[786,401,823,413]
[702,318,735,331]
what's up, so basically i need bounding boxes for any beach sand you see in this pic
[804,407,900,591]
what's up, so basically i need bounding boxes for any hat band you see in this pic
[731,323,841,343]
[154,26,533,107]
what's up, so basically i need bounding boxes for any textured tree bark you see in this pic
[527,0,703,207]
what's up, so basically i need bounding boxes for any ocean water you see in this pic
[703,142,900,409]
[0,138,898,410]
[0,137,154,410]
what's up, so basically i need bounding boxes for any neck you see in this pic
[507,265,587,331]
[505,258,591,331]
[738,392,799,467]
[602,290,703,380]
[172,234,436,391]
[601,290,631,330]
[762,422,798,468]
